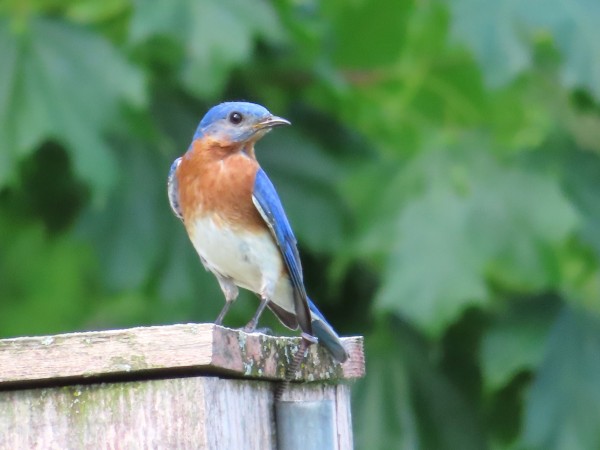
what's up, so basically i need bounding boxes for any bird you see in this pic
[167,101,348,362]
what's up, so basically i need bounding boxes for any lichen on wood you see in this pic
[0,323,364,388]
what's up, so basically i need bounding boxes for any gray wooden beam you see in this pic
[0,323,364,387]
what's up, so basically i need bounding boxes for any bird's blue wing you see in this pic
[168,157,183,221]
[252,168,312,335]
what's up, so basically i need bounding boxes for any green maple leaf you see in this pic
[449,0,600,98]
[522,307,600,450]
[130,0,283,98]
[376,147,578,336]
[0,17,144,199]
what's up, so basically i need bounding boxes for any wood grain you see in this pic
[0,323,364,388]
[0,324,364,449]
[0,376,352,449]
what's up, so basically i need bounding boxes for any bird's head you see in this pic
[193,102,290,145]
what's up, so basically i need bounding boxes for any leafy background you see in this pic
[1,0,600,448]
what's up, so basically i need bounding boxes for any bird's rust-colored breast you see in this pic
[176,139,266,233]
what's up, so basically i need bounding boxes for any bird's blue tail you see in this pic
[308,299,348,363]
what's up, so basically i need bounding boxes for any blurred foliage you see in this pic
[1,0,600,448]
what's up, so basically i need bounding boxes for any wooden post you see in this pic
[0,324,364,449]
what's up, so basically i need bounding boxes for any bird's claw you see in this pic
[242,322,272,335]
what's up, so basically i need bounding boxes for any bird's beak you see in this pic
[254,115,291,130]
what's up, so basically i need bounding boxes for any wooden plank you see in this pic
[202,378,276,449]
[0,376,352,449]
[0,323,364,387]
[1,377,211,450]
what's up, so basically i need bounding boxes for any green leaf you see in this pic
[376,146,578,336]
[449,0,530,87]
[353,328,415,449]
[563,150,600,260]
[354,320,486,450]
[0,17,145,198]
[0,217,95,338]
[449,0,600,98]
[522,307,600,450]
[534,145,600,314]
[472,159,579,292]
[308,1,495,159]
[76,142,165,291]
[130,0,283,97]
[0,23,19,187]
[377,182,488,336]
[326,0,411,69]
[523,0,600,99]
[481,296,560,392]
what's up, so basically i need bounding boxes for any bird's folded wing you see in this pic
[252,168,312,335]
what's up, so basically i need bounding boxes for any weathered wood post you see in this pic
[0,323,364,449]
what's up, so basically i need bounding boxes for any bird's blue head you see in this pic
[192,102,290,144]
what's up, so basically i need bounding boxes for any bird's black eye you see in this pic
[229,112,243,125]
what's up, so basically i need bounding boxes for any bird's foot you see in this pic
[242,319,258,333]
[242,319,272,334]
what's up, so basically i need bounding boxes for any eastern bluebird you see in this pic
[168,102,348,362]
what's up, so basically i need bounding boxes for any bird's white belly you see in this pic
[189,216,286,299]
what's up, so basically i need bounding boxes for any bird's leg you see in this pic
[215,302,233,326]
[214,275,238,326]
[244,280,275,332]
[244,296,269,332]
